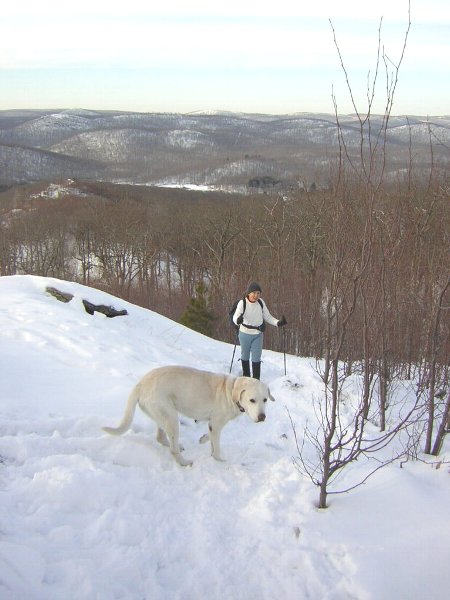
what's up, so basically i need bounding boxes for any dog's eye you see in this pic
[263,398,267,403]
[250,398,256,403]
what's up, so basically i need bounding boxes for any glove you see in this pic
[277,315,287,327]
[236,314,244,325]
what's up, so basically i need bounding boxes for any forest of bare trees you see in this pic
[1,175,448,368]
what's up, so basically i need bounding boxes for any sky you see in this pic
[0,0,449,116]
[1,273,449,599]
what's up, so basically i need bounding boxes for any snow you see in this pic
[0,275,448,600]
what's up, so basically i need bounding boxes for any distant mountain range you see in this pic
[1,108,448,191]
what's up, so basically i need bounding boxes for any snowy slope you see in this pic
[0,275,449,600]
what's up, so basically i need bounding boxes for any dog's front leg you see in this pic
[208,420,226,462]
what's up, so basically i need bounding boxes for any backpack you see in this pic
[228,296,263,331]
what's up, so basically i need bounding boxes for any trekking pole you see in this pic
[229,342,237,373]
[283,327,287,376]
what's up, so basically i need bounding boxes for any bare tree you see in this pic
[421,275,450,454]
[291,4,420,508]
[290,381,421,508]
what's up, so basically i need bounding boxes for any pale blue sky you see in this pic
[1,0,448,115]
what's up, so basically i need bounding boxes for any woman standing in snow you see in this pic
[232,282,286,380]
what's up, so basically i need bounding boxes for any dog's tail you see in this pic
[103,383,140,436]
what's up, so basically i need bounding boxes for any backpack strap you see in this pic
[236,296,246,321]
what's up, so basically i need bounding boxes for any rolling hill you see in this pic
[1,108,448,191]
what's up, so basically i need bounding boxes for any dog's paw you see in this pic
[173,453,193,467]
[199,433,209,445]
[212,454,226,462]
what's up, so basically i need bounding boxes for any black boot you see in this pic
[252,361,261,380]
[241,359,251,377]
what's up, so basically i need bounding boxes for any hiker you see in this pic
[232,282,286,380]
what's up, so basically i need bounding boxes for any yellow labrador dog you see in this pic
[103,365,275,466]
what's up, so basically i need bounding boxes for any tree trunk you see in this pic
[431,391,450,456]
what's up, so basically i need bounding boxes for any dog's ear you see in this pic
[232,377,247,404]
[268,390,276,402]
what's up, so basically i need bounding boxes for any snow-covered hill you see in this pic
[0,109,448,189]
[0,275,449,600]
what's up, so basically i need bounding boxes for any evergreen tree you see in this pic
[179,283,214,337]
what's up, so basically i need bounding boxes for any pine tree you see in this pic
[179,283,214,337]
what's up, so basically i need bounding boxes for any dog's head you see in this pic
[232,377,275,423]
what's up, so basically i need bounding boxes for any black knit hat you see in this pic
[247,282,262,294]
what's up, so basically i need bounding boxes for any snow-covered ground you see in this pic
[0,275,448,600]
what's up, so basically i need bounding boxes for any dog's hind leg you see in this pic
[166,419,193,467]
[158,427,185,452]
[156,428,170,447]
[153,406,193,467]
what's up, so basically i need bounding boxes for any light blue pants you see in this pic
[239,331,263,362]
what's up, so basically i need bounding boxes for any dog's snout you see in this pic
[257,413,266,422]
